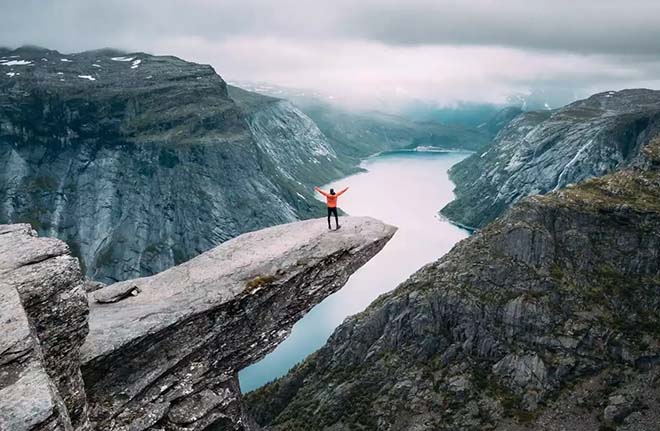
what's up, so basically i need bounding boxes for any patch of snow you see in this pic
[1,60,32,66]
[552,138,595,191]
[60,58,72,62]
[131,59,141,69]
[111,56,134,62]
[6,72,18,77]
[92,64,102,68]
[145,75,153,79]
[41,58,48,61]
[77,75,96,81]
[544,103,551,110]
[56,72,64,75]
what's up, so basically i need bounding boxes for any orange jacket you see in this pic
[315,187,348,208]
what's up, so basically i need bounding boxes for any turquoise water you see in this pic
[239,150,471,392]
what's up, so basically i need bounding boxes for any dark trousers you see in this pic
[327,207,339,229]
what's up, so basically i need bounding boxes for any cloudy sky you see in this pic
[1,0,659,109]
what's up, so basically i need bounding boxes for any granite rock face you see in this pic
[247,137,660,430]
[0,224,90,431]
[79,216,395,430]
[0,47,354,283]
[0,216,395,430]
[228,85,356,186]
[441,89,660,228]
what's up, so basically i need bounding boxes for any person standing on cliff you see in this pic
[315,186,349,230]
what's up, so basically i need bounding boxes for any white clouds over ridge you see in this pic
[1,0,659,108]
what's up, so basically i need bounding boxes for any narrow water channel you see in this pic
[239,150,471,392]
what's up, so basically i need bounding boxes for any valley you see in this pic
[239,150,471,392]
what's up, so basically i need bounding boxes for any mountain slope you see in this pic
[247,135,660,430]
[0,47,350,282]
[441,89,660,228]
[477,106,524,139]
[228,85,356,183]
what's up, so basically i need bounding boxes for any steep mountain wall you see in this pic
[441,89,660,228]
[0,48,350,283]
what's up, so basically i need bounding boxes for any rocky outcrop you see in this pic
[0,216,395,430]
[441,89,660,228]
[246,136,660,430]
[0,224,90,431]
[0,47,354,283]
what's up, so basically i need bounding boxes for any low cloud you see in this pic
[1,0,659,109]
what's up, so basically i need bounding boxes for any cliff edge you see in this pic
[0,216,396,430]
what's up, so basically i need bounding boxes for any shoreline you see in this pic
[239,150,473,393]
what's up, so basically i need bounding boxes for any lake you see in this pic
[239,150,471,392]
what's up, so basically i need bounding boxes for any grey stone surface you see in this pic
[80,216,395,430]
[0,216,394,430]
[0,224,90,431]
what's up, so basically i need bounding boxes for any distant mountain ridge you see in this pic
[299,102,490,159]
[229,81,492,157]
[441,89,660,228]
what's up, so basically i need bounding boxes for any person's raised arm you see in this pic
[315,186,329,197]
[336,187,349,196]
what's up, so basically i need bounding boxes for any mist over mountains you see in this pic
[2,1,660,430]
[231,80,581,128]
